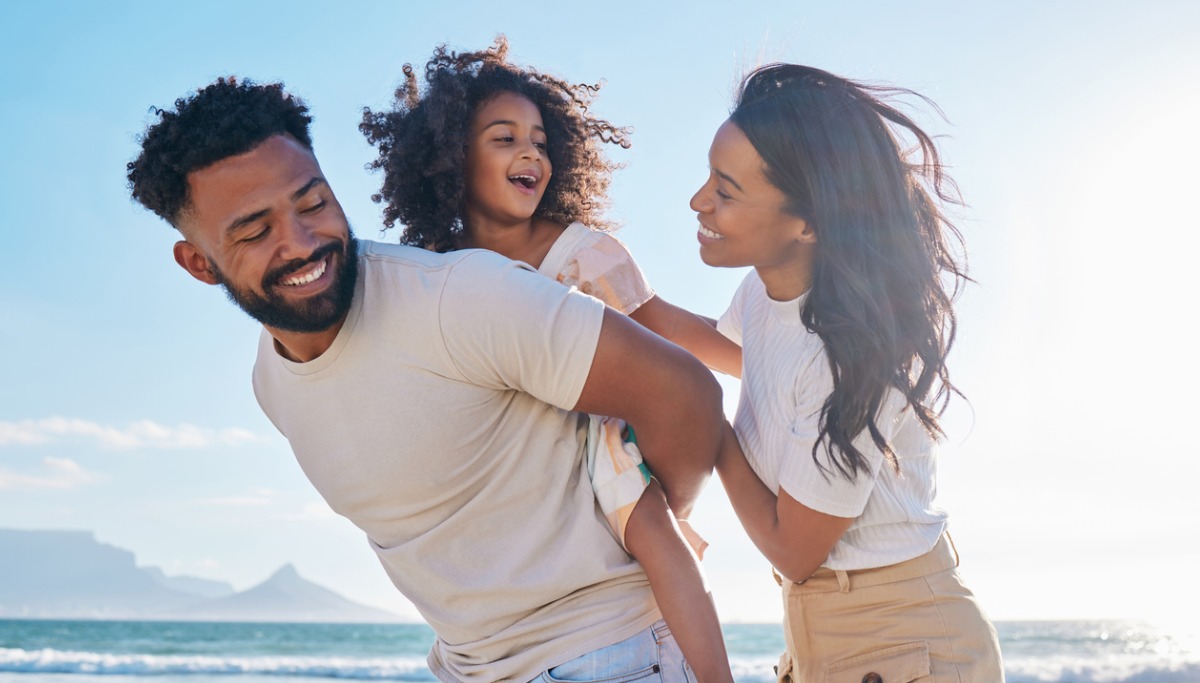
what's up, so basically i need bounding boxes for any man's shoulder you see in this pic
[359,240,525,278]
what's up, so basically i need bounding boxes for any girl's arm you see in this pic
[715,423,854,583]
[630,296,742,378]
[625,479,734,683]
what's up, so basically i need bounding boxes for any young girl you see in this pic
[694,64,1004,682]
[360,38,738,683]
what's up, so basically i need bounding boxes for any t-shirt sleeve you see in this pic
[716,272,754,347]
[436,250,606,411]
[776,349,897,518]
[553,232,654,315]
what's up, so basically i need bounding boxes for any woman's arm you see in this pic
[715,423,853,583]
[630,295,742,378]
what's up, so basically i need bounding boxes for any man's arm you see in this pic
[573,308,724,517]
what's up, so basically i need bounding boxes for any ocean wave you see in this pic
[0,648,436,680]
[0,650,785,682]
[1005,654,1200,683]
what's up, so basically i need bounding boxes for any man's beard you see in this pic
[212,234,359,333]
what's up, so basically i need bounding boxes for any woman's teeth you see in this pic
[698,225,723,239]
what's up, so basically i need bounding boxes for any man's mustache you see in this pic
[263,240,344,288]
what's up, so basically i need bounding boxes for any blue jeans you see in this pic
[532,620,696,683]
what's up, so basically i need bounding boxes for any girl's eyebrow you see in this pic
[481,119,546,133]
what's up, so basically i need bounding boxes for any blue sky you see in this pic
[2,0,1198,624]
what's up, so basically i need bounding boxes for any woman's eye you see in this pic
[302,200,327,214]
[716,189,732,201]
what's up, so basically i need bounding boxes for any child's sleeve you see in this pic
[555,232,655,314]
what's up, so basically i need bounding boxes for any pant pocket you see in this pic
[541,662,661,683]
[825,642,931,683]
[775,651,794,683]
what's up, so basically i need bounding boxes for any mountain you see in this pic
[0,529,400,622]
[167,564,397,623]
[143,566,236,600]
[0,529,199,618]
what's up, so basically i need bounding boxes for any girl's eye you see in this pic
[496,136,514,143]
[533,141,547,149]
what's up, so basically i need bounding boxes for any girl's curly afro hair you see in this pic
[360,36,630,252]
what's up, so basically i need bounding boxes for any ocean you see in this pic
[1,619,1198,682]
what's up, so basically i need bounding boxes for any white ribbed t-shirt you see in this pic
[718,272,947,570]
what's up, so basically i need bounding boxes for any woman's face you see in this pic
[689,120,814,298]
[463,91,552,231]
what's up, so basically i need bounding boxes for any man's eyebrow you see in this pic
[224,176,327,236]
[291,176,327,201]
[714,168,744,193]
[225,209,270,236]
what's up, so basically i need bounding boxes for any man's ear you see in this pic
[173,240,219,285]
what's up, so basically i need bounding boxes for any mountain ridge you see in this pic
[0,528,402,622]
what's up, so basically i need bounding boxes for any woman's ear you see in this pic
[791,217,816,245]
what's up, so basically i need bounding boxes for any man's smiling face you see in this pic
[173,134,358,334]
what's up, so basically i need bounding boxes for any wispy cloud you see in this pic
[280,501,339,522]
[199,488,281,507]
[0,417,263,450]
[0,457,106,490]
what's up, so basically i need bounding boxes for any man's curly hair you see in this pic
[360,36,631,252]
[127,77,313,229]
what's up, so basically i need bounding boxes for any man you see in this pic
[128,77,724,682]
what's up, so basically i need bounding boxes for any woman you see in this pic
[694,63,1004,682]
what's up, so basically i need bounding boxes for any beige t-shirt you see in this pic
[253,241,659,682]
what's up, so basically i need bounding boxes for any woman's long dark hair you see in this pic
[731,64,968,480]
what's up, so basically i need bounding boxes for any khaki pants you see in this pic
[774,535,1004,682]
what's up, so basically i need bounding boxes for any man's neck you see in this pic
[268,316,347,363]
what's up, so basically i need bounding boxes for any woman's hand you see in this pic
[715,422,854,583]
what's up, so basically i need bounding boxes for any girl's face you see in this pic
[463,91,552,230]
[690,120,814,299]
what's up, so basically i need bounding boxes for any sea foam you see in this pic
[0,648,435,680]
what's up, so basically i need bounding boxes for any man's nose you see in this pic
[276,212,322,259]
